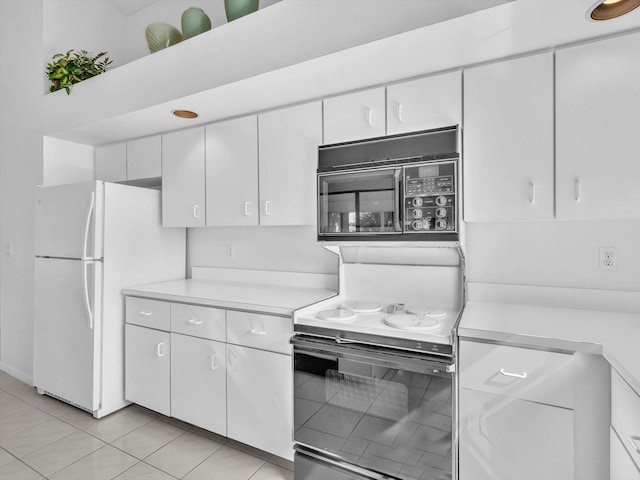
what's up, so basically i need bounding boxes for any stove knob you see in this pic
[436,207,447,218]
[435,218,448,230]
[411,209,423,219]
[411,219,423,230]
[435,195,447,206]
[411,197,423,207]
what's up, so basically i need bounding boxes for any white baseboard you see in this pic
[0,361,33,386]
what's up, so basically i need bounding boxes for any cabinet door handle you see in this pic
[210,353,218,370]
[156,342,166,358]
[244,201,251,216]
[529,182,535,204]
[249,328,267,335]
[264,200,271,216]
[367,108,374,127]
[187,318,203,325]
[574,179,581,202]
[228,349,237,373]
[127,161,133,173]
[139,311,153,316]
[629,435,640,454]
[193,204,200,218]
[499,368,527,379]
[397,103,403,123]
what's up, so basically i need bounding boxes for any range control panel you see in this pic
[403,161,456,233]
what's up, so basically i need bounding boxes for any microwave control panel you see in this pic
[403,161,456,233]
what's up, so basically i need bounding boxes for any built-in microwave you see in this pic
[317,126,459,242]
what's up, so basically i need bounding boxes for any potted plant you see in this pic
[46,49,112,94]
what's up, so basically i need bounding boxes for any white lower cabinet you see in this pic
[459,388,573,480]
[124,324,171,417]
[170,333,227,436]
[611,426,640,480]
[125,297,293,460]
[611,369,640,479]
[227,343,293,460]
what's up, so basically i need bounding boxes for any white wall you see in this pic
[43,0,127,91]
[43,137,94,185]
[465,220,640,292]
[0,0,44,383]
[187,226,338,276]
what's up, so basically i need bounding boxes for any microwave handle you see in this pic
[394,168,402,232]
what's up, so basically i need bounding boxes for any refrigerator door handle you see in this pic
[82,260,94,330]
[82,192,95,260]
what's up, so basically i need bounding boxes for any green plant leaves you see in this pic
[46,49,113,95]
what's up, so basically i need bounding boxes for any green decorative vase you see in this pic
[145,22,183,53]
[181,7,212,39]
[224,0,260,22]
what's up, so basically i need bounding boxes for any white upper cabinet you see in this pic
[323,87,386,144]
[205,116,259,226]
[258,101,322,226]
[387,71,462,135]
[556,32,640,220]
[464,52,555,222]
[162,127,206,227]
[95,142,127,182]
[126,135,161,180]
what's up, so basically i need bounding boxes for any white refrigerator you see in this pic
[34,181,185,418]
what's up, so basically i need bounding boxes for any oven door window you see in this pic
[318,169,401,235]
[294,350,453,480]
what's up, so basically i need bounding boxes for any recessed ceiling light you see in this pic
[588,0,640,20]
[172,109,198,119]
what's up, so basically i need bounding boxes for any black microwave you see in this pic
[317,126,459,242]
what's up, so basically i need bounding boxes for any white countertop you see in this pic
[123,278,338,317]
[459,299,640,397]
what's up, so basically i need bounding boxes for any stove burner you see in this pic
[317,308,357,322]
[384,313,440,331]
[341,301,383,313]
[406,306,447,318]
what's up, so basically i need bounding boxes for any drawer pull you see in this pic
[250,328,267,335]
[156,342,166,358]
[187,318,204,325]
[629,435,640,454]
[210,353,218,370]
[499,368,527,379]
[139,311,153,316]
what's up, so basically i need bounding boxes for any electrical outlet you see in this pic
[599,246,617,270]
[226,244,235,259]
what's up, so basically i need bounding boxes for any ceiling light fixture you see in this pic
[172,109,198,119]
[589,0,640,20]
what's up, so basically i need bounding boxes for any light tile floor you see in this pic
[0,371,293,480]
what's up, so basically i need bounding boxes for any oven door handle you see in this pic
[394,168,402,232]
[292,335,454,375]
[295,445,388,480]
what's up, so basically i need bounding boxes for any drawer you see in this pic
[612,370,640,471]
[226,311,292,354]
[459,340,574,409]
[126,297,170,330]
[171,303,226,342]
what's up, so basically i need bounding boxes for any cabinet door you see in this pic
[162,127,206,227]
[205,116,259,226]
[258,101,322,226]
[127,135,161,180]
[387,71,461,135]
[95,142,127,182]
[556,32,640,220]
[611,427,640,480]
[463,52,554,221]
[459,388,573,480]
[171,333,226,436]
[124,324,170,416]
[323,87,385,144]
[227,344,293,460]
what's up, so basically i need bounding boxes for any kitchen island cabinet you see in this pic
[463,52,554,222]
[162,127,206,227]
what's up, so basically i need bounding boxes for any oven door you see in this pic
[318,167,402,237]
[292,335,454,480]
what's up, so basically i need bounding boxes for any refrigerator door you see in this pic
[33,257,103,412]
[35,181,104,259]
